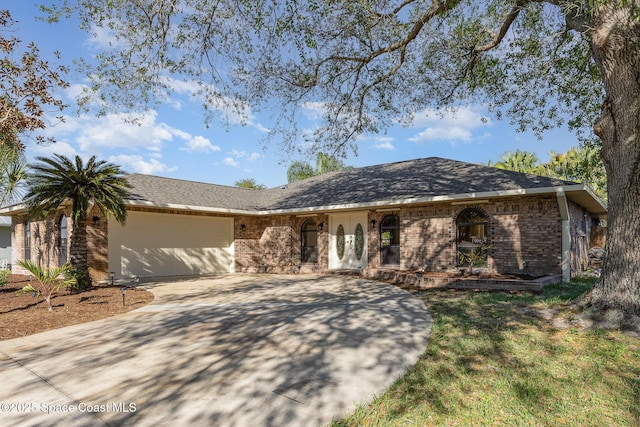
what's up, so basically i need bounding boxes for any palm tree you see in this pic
[494,150,540,174]
[287,152,347,183]
[315,152,345,175]
[16,259,74,311]
[24,154,132,287]
[0,142,27,206]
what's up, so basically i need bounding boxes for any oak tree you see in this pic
[0,9,68,150]
[48,0,640,328]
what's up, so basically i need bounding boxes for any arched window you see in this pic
[301,220,318,263]
[24,221,31,261]
[59,215,68,266]
[380,214,400,265]
[456,208,489,267]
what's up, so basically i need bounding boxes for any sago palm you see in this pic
[24,154,132,286]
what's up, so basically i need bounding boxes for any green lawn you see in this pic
[334,278,640,427]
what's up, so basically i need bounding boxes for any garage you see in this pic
[108,211,234,279]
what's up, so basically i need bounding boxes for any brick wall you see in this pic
[8,193,587,280]
[400,205,456,272]
[235,214,330,273]
[10,206,107,279]
[235,215,292,273]
[11,212,68,275]
[364,195,564,277]
[88,210,109,281]
[489,196,562,276]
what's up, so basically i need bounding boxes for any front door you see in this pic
[329,212,368,270]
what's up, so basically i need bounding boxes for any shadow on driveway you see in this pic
[0,274,431,427]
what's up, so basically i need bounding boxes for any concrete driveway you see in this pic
[0,274,431,427]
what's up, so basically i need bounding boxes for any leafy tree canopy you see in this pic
[487,145,607,199]
[234,178,267,189]
[287,152,347,182]
[43,0,602,155]
[42,1,640,327]
[0,9,68,150]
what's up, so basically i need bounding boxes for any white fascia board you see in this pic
[0,203,28,215]
[124,200,258,216]
[257,185,593,215]
[579,185,608,210]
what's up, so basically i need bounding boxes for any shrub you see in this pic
[0,268,9,287]
[66,266,92,291]
[15,260,75,311]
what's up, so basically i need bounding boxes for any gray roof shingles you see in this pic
[125,157,579,213]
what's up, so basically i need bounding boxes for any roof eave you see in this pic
[3,184,607,218]
[265,184,606,215]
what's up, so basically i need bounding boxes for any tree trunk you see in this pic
[69,216,89,275]
[578,1,640,330]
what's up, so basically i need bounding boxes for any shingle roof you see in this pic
[263,157,577,210]
[125,157,586,213]
[126,174,268,211]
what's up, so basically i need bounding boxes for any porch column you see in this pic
[556,190,571,282]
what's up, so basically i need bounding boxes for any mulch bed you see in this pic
[0,274,154,340]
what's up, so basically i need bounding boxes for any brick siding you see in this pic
[10,194,596,280]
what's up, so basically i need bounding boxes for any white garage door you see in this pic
[108,211,234,279]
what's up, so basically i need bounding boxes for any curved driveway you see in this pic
[0,274,431,427]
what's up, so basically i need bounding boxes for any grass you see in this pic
[333,278,640,427]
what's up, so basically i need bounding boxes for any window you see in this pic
[380,214,400,265]
[24,221,31,261]
[59,215,68,267]
[456,208,489,267]
[354,223,364,261]
[301,220,318,263]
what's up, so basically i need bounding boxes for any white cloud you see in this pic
[301,102,327,121]
[183,135,221,152]
[223,157,239,167]
[85,24,123,50]
[371,137,395,150]
[108,154,175,175]
[48,110,219,157]
[229,149,247,158]
[162,76,269,133]
[248,152,260,161]
[408,106,492,144]
[30,141,78,159]
[57,110,171,152]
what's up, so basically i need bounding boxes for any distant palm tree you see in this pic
[287,152,347,183]
[493,150,540,174]
[24,154,132,287]
[0,142,27,206]
[315,152,345,175]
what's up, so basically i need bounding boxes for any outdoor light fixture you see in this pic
[318,222,324,231]
[370,219,376,229]
[92,216,100,227]
[241,224,246,232]
[109,271,115,286]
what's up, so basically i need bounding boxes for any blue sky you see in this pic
[10,3,582,189]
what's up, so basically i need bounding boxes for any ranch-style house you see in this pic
[1,157,607,284]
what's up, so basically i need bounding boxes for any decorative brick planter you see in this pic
[363,268,561,292]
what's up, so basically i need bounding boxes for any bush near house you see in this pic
[0,268,8,287]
